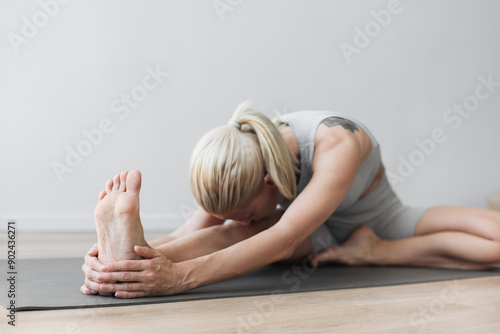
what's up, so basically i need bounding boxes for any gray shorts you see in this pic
[309,173,428,254]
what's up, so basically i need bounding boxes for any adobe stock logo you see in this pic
[387,74,499,186]
[51,65,170,182]
[339,0,403,63]
[7,0,72,54]
[213,0,243,21]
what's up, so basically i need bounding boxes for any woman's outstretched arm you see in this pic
[94,126,364,297]
[148,208,225,248]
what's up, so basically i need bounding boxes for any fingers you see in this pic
[100,259,147,272]
[82,243,104,295]
[99,282,146,294]
[84,278,114,296]
[85,252,105,272]
[82,262,103,282]
[85,278,104,292]
[115,291,147,299]
[83,243,103,281]
[80,284,98,295]
[133,245,161,259]
[88,271,149,297]
[97,271,141,283]
[82,260,109,296]
[87,243,98,256]
[83,244,107,282]
[83,255,109,294]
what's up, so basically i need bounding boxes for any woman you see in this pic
[81,102,500,298]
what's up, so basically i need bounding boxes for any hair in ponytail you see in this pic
[190,101,300,215]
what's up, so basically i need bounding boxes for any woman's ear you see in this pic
[263,174,276,187]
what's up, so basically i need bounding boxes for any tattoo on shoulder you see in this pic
[321,117,359,133]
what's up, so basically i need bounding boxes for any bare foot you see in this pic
[310,226,381,267]
[95,170,150,265]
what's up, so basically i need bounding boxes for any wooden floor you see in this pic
[1,231,500,334]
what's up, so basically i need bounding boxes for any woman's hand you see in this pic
[80,243,114,296]
[84,246,184,299]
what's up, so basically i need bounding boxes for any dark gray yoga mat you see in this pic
[1,258,499,311]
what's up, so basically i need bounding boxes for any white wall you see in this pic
[1,0,499,231]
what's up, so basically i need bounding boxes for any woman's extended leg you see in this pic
[85,172,311,295]
[310,206,500,270]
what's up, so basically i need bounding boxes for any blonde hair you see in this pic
[190,101,300,215]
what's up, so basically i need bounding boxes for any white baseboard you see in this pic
[0,213,184,231]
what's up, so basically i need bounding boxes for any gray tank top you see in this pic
[278,111,381,212]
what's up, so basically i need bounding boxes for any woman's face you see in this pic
[214,176,281,226]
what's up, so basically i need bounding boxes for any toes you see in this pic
[119,171,128,191]
[125,170,142,194]
[99,280,116,296]
[315,247,339,263]
[105,179,113,193]
[99,191,106,201]
[113,174,120,190]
